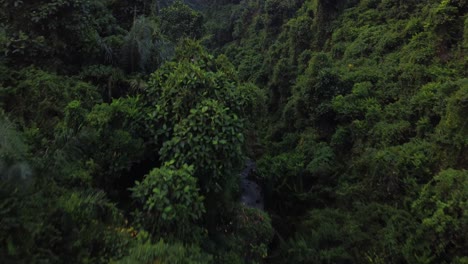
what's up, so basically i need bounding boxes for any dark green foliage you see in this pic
[204,0,468,263]
[2,1,271,263]
[264,0,297,29]
[145,41,245,129]
[1,0,467,263]
[277,209,353,264]
[113,232,213,264]
[0,67,101,156]
[0,114,28,165]
[1,67,100,126]
[233,206,274,262]
[131,165,205,240]
[219,206,274,263]
[285,52,344,129]
[0,181,129,263]
[120,17,162,74]
[77,97,146,192]
[145,41,254,197]
[407,169,468,263]
[110,0,158,28]
[437,80,468,147]
[0,0,123,70]
[79,65,128,101]
[160,1,204,42]
[160,99,244,193]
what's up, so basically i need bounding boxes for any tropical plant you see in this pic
[131,164,205,240]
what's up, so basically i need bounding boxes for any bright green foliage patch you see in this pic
[131,164,205,240]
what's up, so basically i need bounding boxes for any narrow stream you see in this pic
[240,159,264,210]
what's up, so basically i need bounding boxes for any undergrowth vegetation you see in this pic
[1,0,467,263]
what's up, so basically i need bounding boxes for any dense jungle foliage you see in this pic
[0,0,467,263]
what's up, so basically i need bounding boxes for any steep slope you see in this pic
[205,0,468,263]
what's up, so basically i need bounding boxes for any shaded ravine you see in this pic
[240,159,264,210]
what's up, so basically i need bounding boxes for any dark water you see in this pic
[240,160,263,209]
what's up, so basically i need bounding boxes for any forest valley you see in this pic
[0,0,467,263]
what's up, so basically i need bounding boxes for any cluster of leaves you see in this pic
[144,40,265,197]
[131,164,205,240]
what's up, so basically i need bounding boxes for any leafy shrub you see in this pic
[78,97,146,191]
[160,99,244,193]
[131,164,205,240]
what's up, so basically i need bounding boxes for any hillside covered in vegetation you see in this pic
[0,0,467,263]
